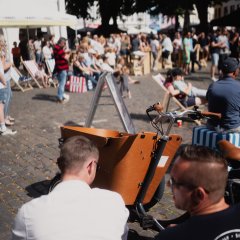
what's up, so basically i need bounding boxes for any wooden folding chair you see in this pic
[22,60,42,88]
[10,66,33,92]
[45,58,57,88]
[152,74,201,125]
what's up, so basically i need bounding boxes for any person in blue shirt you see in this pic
[207,57,240,132]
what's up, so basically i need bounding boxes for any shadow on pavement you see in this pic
[63,120,82,126]
[32,94,57,102]
[25,180,51,198]
[128,229,153,240]
[130,113,155,122]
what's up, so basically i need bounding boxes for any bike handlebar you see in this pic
[146,103,221,126]
[200,111,221,119]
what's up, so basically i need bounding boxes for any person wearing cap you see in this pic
[207,57,240,132]
[166,68,207,107]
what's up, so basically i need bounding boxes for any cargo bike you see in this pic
[50,104,238,231]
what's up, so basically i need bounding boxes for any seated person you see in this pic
[164,68,207,107]
[35,63,50,88]
[155,145,240,240]
[73,52,97,88]
[207,57,240,133]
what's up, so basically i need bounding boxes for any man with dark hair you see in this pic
[207,57,240,132]
[171,68,207,106]
[155,145,240,240]
[53,37,70,104]
[12,136,129,240]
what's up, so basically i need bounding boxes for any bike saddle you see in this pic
[218,140,240,168]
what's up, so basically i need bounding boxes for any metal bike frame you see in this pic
[134,116,176,231]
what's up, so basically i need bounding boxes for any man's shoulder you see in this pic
[19,194,49,214]
[92,187,124,202]
[155,221,188,240]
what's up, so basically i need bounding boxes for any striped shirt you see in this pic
[53,44,69,72]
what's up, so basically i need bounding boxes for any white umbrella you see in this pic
[127,27,140,35]
[139,26,157,34]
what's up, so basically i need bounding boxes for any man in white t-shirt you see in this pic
[33,37,42,64]
[12,135,129,240]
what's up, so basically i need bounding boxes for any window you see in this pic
[224,6,228,15]
[230,5,235,13]
[215,8,218,18]
[218,8,221,18]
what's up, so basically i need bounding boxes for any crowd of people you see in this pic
[8,27,240,106]
[0,26,239,239]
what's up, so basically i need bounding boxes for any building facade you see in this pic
[214,0,240,19]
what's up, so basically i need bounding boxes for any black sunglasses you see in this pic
[169,177,196,190]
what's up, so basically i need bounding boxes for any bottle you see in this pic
[87,79,93,90]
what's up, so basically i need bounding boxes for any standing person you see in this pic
[218,28,231,74]
[18,35,29,61]
[155,145,240,240]
[53,37,70,104]
[11,42,21,69]
[198,32,209,63]
[229,31,240,59]
[120,34,131,62]
[49,34,55,57]
[161,34,173,69]
[0,35,15,127]
[172,32,182,67]
[28,38,35,61]
[182,31,191,75]
[150,34,160,71]
[210,29,222,81]
[12,135,129,240]
[42,40,52,61]
[190,33,201,73]
[33,36,42,64]
[0,56,16,135]
[42,40,53,75]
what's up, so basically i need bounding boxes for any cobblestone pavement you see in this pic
[0,67,213,239]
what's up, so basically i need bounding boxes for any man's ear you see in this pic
[87,161,93,176]
[191,188,205,205]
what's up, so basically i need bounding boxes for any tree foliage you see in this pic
[65,0,95,19]
[65,0,230,31]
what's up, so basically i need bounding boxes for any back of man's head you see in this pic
[171,68,183,79]
[57,135,99,175]
[175,145,228,203]
[57,37,67,45]
[221,57,240,76]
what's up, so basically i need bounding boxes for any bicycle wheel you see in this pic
[144,176,165,211]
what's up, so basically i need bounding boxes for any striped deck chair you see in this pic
[22,60,42,88]
[45,58,57,88]
[10,66,33,92]
[192,126,240,150]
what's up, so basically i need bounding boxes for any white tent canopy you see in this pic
[0,0,77,27]
[0,0,77,59]
[127,27,140,35]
